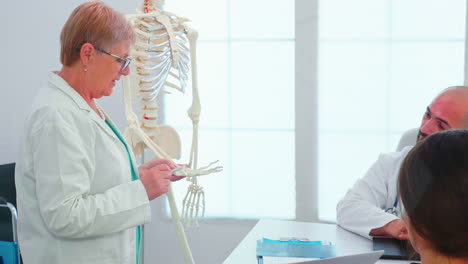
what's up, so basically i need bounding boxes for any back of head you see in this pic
[60,1,135,66]
[398,129,468,257]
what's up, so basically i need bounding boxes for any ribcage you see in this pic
[131,16,190,104]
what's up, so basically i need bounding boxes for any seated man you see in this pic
[336,86,468,240]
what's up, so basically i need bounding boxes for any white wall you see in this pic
[0,1,260,263]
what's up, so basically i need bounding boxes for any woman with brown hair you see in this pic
[398,129,468,264]
[15,2,183,264]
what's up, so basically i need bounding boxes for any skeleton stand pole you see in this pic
[140,144,145,264]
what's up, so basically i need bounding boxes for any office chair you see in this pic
[396,128,418,151]
[0,163,20,264]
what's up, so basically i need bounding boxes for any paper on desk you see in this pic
[262,250,384,264]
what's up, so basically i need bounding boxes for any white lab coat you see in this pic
[336,146,412,239]
[15,72,151,264]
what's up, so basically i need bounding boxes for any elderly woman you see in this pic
[398,129,468,264]
[15,2,183,264]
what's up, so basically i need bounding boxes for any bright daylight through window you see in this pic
[318,0,466,222]
[164,0,295,219]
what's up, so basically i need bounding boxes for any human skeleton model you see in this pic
[122,0,221,263]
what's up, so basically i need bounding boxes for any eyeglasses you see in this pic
[96,48,132,72]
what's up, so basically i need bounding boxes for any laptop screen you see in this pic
[372,237,420,261]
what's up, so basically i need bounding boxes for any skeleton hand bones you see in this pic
[171,160,223,177]
[170,161,222,228]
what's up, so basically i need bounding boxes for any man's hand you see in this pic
[369,219,408,240]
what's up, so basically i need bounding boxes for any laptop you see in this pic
[262,251,384,264]
[372,237,420,261]
[295,251,384,264]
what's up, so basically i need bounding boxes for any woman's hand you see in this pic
[140,158,175,170]
[143,159,186,181]
[138,159,185,200]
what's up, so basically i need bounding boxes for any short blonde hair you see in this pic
[60,1,136,66]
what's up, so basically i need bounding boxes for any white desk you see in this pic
[223,219,416,264]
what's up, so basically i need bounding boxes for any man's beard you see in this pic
[417,130,429,142]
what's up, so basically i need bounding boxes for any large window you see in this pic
[154,0,466,222]
[318,0,466,222]
[163,0,296,218]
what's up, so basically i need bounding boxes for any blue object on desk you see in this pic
[262,238,327,245]
[256,238,336,264]
[0,241,18,264]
